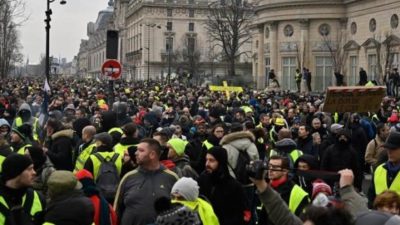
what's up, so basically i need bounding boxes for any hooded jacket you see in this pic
[197,148,247,225]
[12,103,40,141]
[320,130,362,189]
[220,131,259,180]
[46,129,75,171]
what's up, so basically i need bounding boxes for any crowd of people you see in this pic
[0,77,399,225]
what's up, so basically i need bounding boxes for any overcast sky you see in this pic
[19,0,110,64]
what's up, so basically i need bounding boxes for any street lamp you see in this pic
[45,0,66,88]
[142,23,161,82]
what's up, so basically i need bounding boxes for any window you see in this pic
[282,57,297,90]
[166,37,173,52]
[167,22,173,31]
[315,56,333,91]
[167,8,172,17]
[368,54,377,80]
[189,22,194,31]
[189,9,194,17]
[391,53,400,69]
[188,0,194,4]
[349,56,358,86]
[265,57,270,86]
[188,37,195,54]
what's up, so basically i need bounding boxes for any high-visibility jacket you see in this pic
[374,163,400,195]
[74,143,97,173]
[89,152,122,180]
[108,127,123,135]
[269,149,303,164]
[288,184,309,214]
[172,199,220,225]
[202,140,214,151]
[15,117,39,141]
[0,155,5,173]
[0,189,43,224]
[113,143,137,156]
[17,144,32,155]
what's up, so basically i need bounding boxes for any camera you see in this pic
[246,160,268,180]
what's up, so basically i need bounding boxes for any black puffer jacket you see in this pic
[44,190,94,225]
[46,129,75,171]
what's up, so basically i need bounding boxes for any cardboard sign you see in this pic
[323,86,386,113]
[209,81,243,99]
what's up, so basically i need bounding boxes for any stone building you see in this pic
[78,1,114,79]
[253,0,400,91]
[112,0,252,83]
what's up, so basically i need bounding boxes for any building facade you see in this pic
[112,0,252,83]
[253,0,400,91]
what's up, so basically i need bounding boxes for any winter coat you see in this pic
[258,179,309,225]
[44,190,94,225]
[46,129,75,171]
[350,124,369,166]
[173,155,199,179]
[320,142,362,189]
[220,131,259,180]
[364,135,385,166]
[114,165,178,225]
[297,135,317,157]
[198,171,247,225]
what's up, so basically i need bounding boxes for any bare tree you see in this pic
[321,29,347,74]
[175,35,203,85]
[205,0,255,77]
[0,0,27,78]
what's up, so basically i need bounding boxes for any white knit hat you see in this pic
[171,177,199,201]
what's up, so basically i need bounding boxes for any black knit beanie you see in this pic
[2,153,33,182]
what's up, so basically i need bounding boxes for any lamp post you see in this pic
[143,23,161,82]
[45,0,66,87]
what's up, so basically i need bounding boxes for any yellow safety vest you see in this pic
[74,143,97,173]
[288,184,309,214]
[172,199,220,225]
[374,164,400,195]
[15,117,39,141]
[17,144,32,155]
[333,113,339,124]
[0,155,5,173]
[113,143,137,156]
[269,149,303,165]
[108,127,123,135]
[0,189,43,225]
[90,152,122,180]
[202,140,214,151]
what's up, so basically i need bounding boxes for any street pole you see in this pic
[45,0,66,88]
[147,25,150,83]
[167,42,171,84]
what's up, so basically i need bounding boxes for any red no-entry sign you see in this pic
[101,59,122,79]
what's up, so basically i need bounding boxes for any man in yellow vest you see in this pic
[74,125,97,173]
[84,132,122,181]
[12,103,40,142]
[369,131,400,205]
[10,124,32,154]
[258,155,309,224]
[0,154,45,224]
[114,123,139,156]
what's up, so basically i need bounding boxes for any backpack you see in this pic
[94,153,120,202]
[231,150,251,185]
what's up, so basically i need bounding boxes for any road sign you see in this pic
[101,59,122,79]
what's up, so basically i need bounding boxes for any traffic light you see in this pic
[106,30,119,59]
